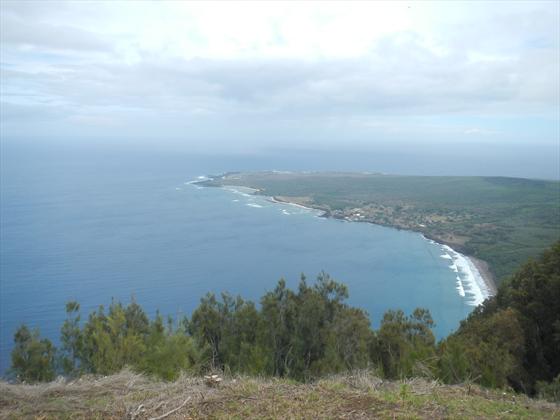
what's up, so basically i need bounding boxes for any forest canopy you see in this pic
[10,242,560,401]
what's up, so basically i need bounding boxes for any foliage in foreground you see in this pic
[10,272,435,383]
[10,242,560,401]
[439,241,560,396]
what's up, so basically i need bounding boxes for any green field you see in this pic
[200,172,560,283]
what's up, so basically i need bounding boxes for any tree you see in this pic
[124,298,149,336]
[447,241,560,393]
[319,307,373,374]
[80,301,146,374]
[498,242,560,387]
[60,301,83,375]
[188,293,226,369]
[139,316,202,380]
[259,279,298,377]
[439,308,525,388]
[11,325,56,383]
[377,309,436,379]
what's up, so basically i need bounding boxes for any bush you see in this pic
[537,375,560,402]
[11,325,56,383]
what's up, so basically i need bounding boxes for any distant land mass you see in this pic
[198,172,560,284]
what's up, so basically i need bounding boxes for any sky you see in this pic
[0,1,559,160]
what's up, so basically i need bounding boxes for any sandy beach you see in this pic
[470,256,498,296]
[268,195,320,212]
[223,185,261,194]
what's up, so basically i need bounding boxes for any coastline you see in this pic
[197,179,497,305]
[271,194,498,303]
[223,185,261,195]
[469,256,497,296]
[271,192,497,302]
[268,195,323,213]
[440,244,495,305]
[419,238,496,300]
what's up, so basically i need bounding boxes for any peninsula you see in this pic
[198,171,560,286]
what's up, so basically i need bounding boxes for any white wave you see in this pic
[175,187,181,191]
[283,202,312,211]
[440,254,453,260]
[441,245,492,306]
[421,235,437,246]
[232,199,239,202]
[456,276,465,297]
[282,209,291,215]
[223,186,259,195]
[185,179,204,189]
[223,187,256,198]
[246,203,263,208]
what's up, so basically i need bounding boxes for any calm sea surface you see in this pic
[0,142,477,374]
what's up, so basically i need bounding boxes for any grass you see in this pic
[200,172,560,283]
[1,370,558,419]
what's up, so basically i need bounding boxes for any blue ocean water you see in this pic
[0,141,475,374]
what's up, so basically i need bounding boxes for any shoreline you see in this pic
[440,245,495,305]
[469,256,497,296]
[268,195,323,212]
[269,192,497,301]
[197,179,497,304]
[271,194,498,301]
[222,185,261,195]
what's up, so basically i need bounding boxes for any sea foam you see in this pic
[440,245,492,306]
[456,276,466,297]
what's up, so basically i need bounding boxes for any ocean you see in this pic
[0,141,491,374]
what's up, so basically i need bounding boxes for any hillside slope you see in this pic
[1,370,558,419]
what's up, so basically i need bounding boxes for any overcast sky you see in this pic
[1,1,558,154]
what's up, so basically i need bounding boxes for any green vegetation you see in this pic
[12,299,203,383]
[9,242,560,406]
[10,326,56,383]
[200,172,560,282]
[440,241,560,395]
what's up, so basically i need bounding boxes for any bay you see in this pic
[0,142,475,374]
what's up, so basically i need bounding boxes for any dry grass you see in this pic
[0,369,213,419]
[1,370,558,419]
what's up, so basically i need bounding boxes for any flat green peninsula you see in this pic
[199,172,560,284]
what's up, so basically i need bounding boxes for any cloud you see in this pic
[463,128,495,135]
[0,0,558,149]
[0,4,112,53]
[4,43,554,117]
